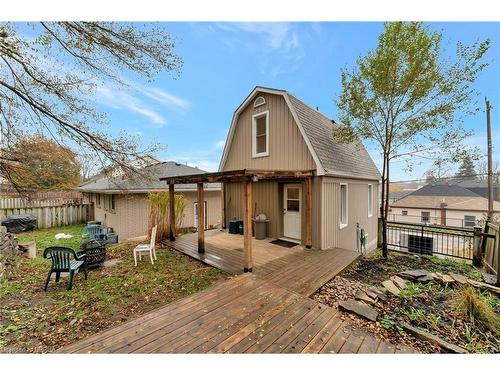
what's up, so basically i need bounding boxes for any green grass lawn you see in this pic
[16,224,85,252]
[1,225,229,353]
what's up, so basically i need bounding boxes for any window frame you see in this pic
[252,111,269,158]
[253,96,266,108]
[421,211,430,224]
[464,215,476,228]
[340,183,348,229]
[110,194,116,212]
[402,210,408,216]
[96,193,101,208]
[367,184,373,217]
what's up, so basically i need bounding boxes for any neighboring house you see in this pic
[215,86,380,251]
[78,161,221,241]
[449,179,500,202]
[390,183,500,227]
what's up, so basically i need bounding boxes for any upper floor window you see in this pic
[340,183,348,228]
[421,211,430,223]
[253,96,266,108]
[367,184,373,217]
[252,111,269,158]
[402,210,408,216]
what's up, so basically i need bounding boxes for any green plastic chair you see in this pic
[43,247,88,291]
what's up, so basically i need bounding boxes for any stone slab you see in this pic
[382,280,400,297]
[355,289,377,305]
[390,275,408,289]
[400,323,468,354]
[339,299,378,322]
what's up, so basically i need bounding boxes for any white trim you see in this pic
[368,183,373,217]
[340,183,348,229]
[279,237,301,245]
[252,110,269,158]
[253,96,266,108]
[218,87,324,174]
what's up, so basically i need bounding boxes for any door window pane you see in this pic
[287,188,299,200]
[287,199,300,211]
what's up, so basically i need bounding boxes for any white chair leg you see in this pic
[149,250,154,265]
[153,247,157,260]
[139,253,142,261]
[134,251,137,267]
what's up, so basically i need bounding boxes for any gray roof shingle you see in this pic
[286,93,380,181]
[78,161,220,193]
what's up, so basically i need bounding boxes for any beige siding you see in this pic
[222,93,316,171]
[224,177,322,248]
[322,177,379,251]
[225,181,281,238]
[180,191,222,229]
[89,191,221,242]
[390,207,486,228]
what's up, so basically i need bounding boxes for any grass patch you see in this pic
[1,226,229,353]
[16,224,85,251]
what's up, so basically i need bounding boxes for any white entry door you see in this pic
[283,184,302,240]
[194,201,207,229]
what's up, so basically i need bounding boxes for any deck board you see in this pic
[59,231,412,354]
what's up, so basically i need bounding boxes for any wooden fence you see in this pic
[481,221,500,286]
[0,197,82,209]
[0,202,93,229]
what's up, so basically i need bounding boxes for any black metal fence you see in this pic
[386,221,476,260]
[387,213,479,228]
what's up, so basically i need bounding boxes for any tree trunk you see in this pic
[380,153,388,258]
[382,157,390,258]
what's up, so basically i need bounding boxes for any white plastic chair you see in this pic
[133,225,157,266]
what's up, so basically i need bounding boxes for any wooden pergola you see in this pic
[160,169,314,272]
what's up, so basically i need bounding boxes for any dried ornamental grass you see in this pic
[148,191,187,242]
[452,286,500,333]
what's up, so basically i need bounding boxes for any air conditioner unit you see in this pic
[399,232,433,255]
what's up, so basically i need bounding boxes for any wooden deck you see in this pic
[61,273,415,354]
[166,231,360,295]
[60,232,416,354]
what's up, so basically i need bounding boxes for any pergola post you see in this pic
[243,179,253,272]
[221,182,226,229]
[168,183,176,241]
[197,182,205,253]
[305,177,312,249]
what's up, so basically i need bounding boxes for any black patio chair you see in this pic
[43,246,88,291]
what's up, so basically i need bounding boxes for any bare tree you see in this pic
[0,22,182,191]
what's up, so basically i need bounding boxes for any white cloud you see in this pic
[136,86,191,112]
[170,155,219,172]
[231,22,298,51]
[214,22,303,78]
[95,85,166,126]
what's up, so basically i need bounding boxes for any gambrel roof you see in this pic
[219,87,380,181]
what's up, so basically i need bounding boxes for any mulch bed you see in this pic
[313,251,499,353]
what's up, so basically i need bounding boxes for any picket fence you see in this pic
[0,198,92,229]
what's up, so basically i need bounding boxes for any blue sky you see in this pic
[91,22,500,181]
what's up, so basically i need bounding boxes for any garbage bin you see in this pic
[253,214,269,240]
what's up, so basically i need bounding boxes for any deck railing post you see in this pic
[473,225,483,267]
[197,183,205,253]
[377,218,383,248]
[243,179,253,272]
[168,183,176,241]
